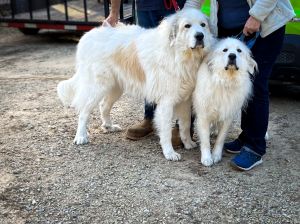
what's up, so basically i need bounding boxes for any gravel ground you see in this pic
[0,27,299,224]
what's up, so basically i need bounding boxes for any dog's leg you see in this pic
[176,100,197,150]
[73,85,104,145]
[197,117,213,166]
[155,102,181,161]
[100,86,122,133]
[211,119,232,164]
[74,107,92,144]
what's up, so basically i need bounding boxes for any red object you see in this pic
[164,0,180,11]
[37,24,64,30]
[1,22,95,31]
[8,22,25,28]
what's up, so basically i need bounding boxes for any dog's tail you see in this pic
[57,78,76,107]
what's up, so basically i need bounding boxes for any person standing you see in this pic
[204,0,295,171]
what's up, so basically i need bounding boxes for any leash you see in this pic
[164,0,180,12]
[234,30,260,49]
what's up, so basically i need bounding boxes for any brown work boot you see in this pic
[171,126,183,148]
[126,119,154,140]
[126,119,184,148]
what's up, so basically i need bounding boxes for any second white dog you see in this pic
[193,37,257,166]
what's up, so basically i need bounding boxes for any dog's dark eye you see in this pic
[184,24,191,28]
[237,49,242,53]
[201,23,206,27]
[223,48,228,52]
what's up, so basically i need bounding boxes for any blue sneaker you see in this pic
[230,147,263,171]
[224,139,243,154]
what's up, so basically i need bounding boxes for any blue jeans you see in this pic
[219,26,286,156]
[137,9,176,119]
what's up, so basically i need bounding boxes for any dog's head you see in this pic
[207,38,257,78]
[161,8,214,53]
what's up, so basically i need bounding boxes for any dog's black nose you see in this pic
[228,53,236,60]
[195,32,204,41]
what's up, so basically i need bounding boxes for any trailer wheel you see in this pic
[19,28,40,35]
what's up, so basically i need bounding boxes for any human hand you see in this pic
[103,12,119,27]
[243,16,261,36]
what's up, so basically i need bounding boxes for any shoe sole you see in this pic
[230,159,263,171]
[125,131,154,140]
[224,148,241,154]
[126,131,183,148]
[172,143,184,149]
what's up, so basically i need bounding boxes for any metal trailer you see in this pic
[0,0,135,34]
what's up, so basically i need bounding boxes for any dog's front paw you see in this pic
[74,134,89,145]
[201,154,213,167]
[212,152,222,164]
[183,140,197,150]
[163,151,181,161]
[101,124,122,133]
[201,157,213,166]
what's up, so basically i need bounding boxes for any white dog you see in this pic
[193,38,257,166]
[57,8,213,161]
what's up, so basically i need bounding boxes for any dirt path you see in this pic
[0,28,299,224]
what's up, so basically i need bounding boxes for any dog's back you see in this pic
[76,25,145,63]
[57,24,145,108]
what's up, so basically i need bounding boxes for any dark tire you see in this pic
[19,28,40,35]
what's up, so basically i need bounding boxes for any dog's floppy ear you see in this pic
[247,55,258,75]
[206,47,217,74]
[159,12,179,47]
[206,55,213,73]
[168,16,178,47]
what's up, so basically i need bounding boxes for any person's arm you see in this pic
[243,0,278,36]
[103,0,121,27]
[249,0,278,22]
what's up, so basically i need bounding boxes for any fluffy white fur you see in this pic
[193,38,257,166]
[57,8,213,161]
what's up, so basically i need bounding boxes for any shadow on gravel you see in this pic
[36,30,83,43]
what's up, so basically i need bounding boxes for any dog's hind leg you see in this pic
[175,100,197,150]
[155,101,181,161]
[73,85,105,145]
[74,107,93,145]
[100,86,123,133]
[211,119,232,164]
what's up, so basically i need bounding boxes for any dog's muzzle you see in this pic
[192,32,204,49]
[225,53,239,70]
